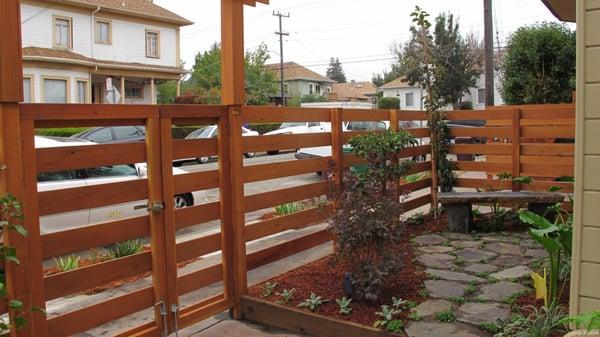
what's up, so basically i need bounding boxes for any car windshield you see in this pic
[186,127,214,139]
[37,170,83,182]
[347,121,387,131]
[280,122,305,129]
[86,165,138,179]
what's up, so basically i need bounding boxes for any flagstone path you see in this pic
[406,231,547,337]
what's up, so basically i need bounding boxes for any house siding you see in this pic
[571,0,600,315]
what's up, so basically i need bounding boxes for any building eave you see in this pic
[23,55,187,75]
[540,0,576,22]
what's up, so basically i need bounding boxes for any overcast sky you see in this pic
[155,0,575,81]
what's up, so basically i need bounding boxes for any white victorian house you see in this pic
[380,73,504,110]
[20,0,192,104]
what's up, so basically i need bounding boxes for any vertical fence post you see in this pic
[1,0,45,335]
[228,105,247,319]
[389,109,401,203]
[330,108,344,193]
[512,108,522,191]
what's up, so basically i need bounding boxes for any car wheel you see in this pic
[267,150,280,156]
[244,152,256,158]
[174,194,192,209]
[197,156,210,164]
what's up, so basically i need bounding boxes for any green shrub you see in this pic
[460,101,474,110]
[276,288,295,305]
[374,305,402,329]
[274,202,304,216]
[496,302,567,337]
[377,97,400,109]
[54,254,80,272]
[260,281,277,297]
[109,239,144,259]
[560,310,600,332]
[479,322,501,334]
[435,310,455,323]
[386,319,404,333]
[37,128,89,137]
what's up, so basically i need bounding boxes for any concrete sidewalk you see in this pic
[178,313,309,337]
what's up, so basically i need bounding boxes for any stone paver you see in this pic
[412,299,453,317]
[490,265,532,280]
[419,246,455,254]
[418,253,456,269]
[426,269,486,283]
[457,302,510,325]
[481,236,517,243]
[491,255,533,268]
[406,322,483,337]
[484,242,522,255]
[414,234,449,246]
[525,249,548,258]
[464,263,498,274]
[479,281,526,301]
[450,240,482,249]
[454,248,497,263]
[425,280,467,298]
[443,233,476,240]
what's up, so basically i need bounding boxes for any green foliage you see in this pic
[260,281,278,298]
[501,22,575,105]
[465,282,477,295]
[454,257,466,267]
[408,312,423,321]
[435,310,455,323]
[156,80,178,104]
[248,123,282,135]
[372,66,402,87]
[495,302,567,337]
[405,300,417,309]
[326,57,347,83]
[335,297,352,315]
[448,296,466,304]
[276,288,295,305]
[392,297,408,309]
[373,305,402,329]
[185,42,278,105]
[53,254,80,272]
[480,322,502,334]
[560,310,600,332]
[274,203,304,216]
[297,293,328,311]
[386,319,405,333]
[460,101,474,110]
[377,97,400,109]
[404,173,424,184]
[519,208,572,305]
[36,127,89,137]
[329,131,415,301]
[406,212,425,226]
[300,94,328,103]
[109,239,144,259]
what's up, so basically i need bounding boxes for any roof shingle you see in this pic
[266,62,336,83]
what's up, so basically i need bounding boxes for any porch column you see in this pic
[150,78,156,104]
[0,0,46,335]
[120,76,125,104]
[176,80,181,97]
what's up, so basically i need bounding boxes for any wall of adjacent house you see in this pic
[288,80,332,98]
[382,87,424,110]
[571,0,600,315]
[23,65,90,103]
[20,1,178,67]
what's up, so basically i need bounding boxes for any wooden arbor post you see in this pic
[0,0,46,336]
[220,0,268,319]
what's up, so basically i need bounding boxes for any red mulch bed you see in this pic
[248,214,448,328]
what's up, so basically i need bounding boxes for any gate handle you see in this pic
[171,304,181,337]
[134,202,164,213]
[155,301,168,337]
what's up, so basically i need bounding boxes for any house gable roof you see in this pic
[379,77,415,90]
[331,81,378,101]
[37,0,193,26]
[266,62,336,83]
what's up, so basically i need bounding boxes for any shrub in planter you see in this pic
[328,130,415,301]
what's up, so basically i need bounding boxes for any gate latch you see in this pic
[155,301,168,337]
[134,202,164,213]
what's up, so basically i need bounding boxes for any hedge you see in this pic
[36,128,89,137]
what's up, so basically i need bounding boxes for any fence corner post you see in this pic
[512,108,522,191]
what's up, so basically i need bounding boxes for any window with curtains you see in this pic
[77,80,88,103]
[145,30,159,58]
[23,77,32,103]
[44,78,68,103]
[53,16,72,48]
[95,20,111,44]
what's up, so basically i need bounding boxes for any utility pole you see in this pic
[484,0,495,107]
[273,11,289,106]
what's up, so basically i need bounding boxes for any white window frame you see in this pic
[478,88,486,104]
[76,79,89,103]
[315,84,322,95]
[94,19,112,45]
[23,75,34,103]
[42,76,70,103]
[53,15,73,49]
[284,82,289,94]
[145,29,160,58]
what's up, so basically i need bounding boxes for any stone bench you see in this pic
[438,191,564,232]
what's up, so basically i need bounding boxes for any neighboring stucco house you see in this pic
[380,73,504,110]
[541,0,600,316]
[20,0,192,104]
[328,80,379,104]
[267,62,335,104]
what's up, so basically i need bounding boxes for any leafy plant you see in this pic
[404,173,424,184]
[406,212,425,226]
[409,312,423,321]
[495,301,567,337]
[53,254,80,272]
[465,281,477,295]
[480,322,502,334]
[448,296,466,304]
[392,297,408,309]
[297,293,328,311]
[335,297,352,315]
[260,282,278,298]
[274,202,304,216]
[435,310,455,323]
[373,305,402,329]
[519,208,572,305]
[276,288,295,305]
[386,319,405,333]
[328,130,415,301]
[560,310,600,332]
[109,239,144,258]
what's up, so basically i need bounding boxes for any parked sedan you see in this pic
[36,136,203,234]
[183,125,259,164]
[71,126,146,144]
[263,122,331,155]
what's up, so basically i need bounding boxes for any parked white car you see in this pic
[178,125,259,164]
[36,136,203,234]
[264,122,331,155]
